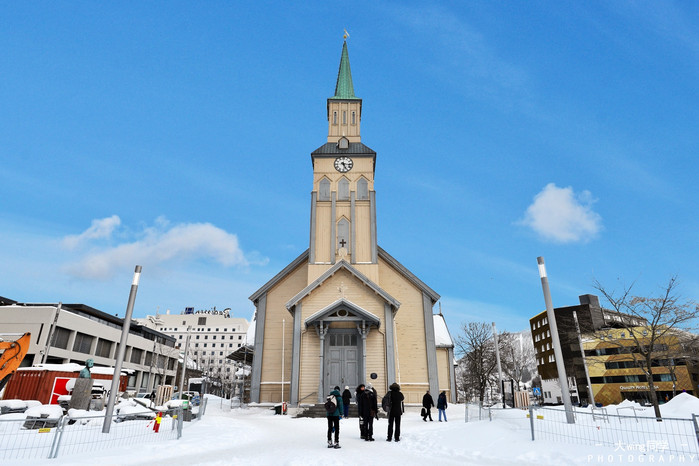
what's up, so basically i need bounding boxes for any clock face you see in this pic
[334,156,353,173]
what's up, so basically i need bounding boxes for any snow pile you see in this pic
[24,404,63,419]
[0,399,28,410]
[660,392,699,419]
[115,400,154,417]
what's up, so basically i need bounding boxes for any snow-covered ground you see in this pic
[5,395,699,465]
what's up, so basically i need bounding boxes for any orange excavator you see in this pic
[0,332,31,392]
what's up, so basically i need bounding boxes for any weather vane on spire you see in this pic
[343,29,350,40]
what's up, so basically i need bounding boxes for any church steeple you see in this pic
[331,41,359,100]
[327,40,362,144]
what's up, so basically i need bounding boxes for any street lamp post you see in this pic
[102,265,142,433]
[536,257,575,424]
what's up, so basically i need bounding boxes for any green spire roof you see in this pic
[331,41,360,100]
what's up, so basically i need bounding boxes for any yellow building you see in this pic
[583,327,699,405]
[248,41,456,406]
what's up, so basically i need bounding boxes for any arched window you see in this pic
[319,178,331,201]
[338,137,349,149]
[337,218,350,250]
[338,177,350,200]
[357,177,369,200]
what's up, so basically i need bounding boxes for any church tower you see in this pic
[309,40,378,283]
[248,39,456,408]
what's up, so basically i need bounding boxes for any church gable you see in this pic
[286,259,399,312]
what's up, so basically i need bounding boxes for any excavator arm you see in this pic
[0,332,31,392]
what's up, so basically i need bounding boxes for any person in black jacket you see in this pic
[355,384,366,439]
[342,386,352,419]
[386,382,404,442]
[361,384,378,441]
[422,390,434,421]
[437,391,448,422]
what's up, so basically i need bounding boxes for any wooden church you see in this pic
[249,40,456,406]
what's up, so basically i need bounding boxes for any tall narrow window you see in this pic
[333,111,338,125]
[343,111,347,125]
[338,177,349,200]
[319,178,331,201]
[337,218,350,250]
[351,111,356,125]
[357,177,369,200]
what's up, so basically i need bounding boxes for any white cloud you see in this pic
[62,215,121,249]
[519,183,602,243]
[63,218,255,280]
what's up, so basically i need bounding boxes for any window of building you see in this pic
[130,348,143,364]
[213,335,217,340]
[204,335,208,340]
[357,177,369,200]
[342,111,347,125]
[337,218,350,250]
[198,317,206,326]
[51,326,71,350]
[238,344,242,347]
[319,177,331,201]
[351,111,356,125]
[204,343,207,348]
[144,352,153,366]
[238,335,242,340]
[333,111,338,125]
[72,332,93,354]
[95,339,112,358]
[338,177,350,200]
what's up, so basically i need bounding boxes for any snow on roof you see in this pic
[246,319,256,346]
[21,363,131,375]
[433,314,454,347]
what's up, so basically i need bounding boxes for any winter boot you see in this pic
[333,442,341,449]
[327,440,333,448]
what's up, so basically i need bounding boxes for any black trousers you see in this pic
[422,407,433,420]
[364,415,374,439]
[387,414,401,440]
[327,416,340,442]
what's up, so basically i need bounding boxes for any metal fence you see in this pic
[529,406,699,458]
[0,406,192,461]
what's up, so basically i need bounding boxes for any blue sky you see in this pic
[2,1,698,338]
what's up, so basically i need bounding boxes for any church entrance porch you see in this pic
[325,332,359,395]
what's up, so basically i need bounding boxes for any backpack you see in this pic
[381,392,392,413]
[324,394,338,415]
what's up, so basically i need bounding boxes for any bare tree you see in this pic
[594,276,699,419]
[455,322,499,403]
[499,331,538,387]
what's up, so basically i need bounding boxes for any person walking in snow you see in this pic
[386,382,404,442]
[356,383,366,439]
[361,384,378,441]
[342,386,352,419]
[326,385,344,448]
[422,389,434,421]
[437,391,448,422]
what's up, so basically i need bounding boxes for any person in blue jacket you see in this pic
[326,386,344,448]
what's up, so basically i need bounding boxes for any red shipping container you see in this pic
[2,369,127,404]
